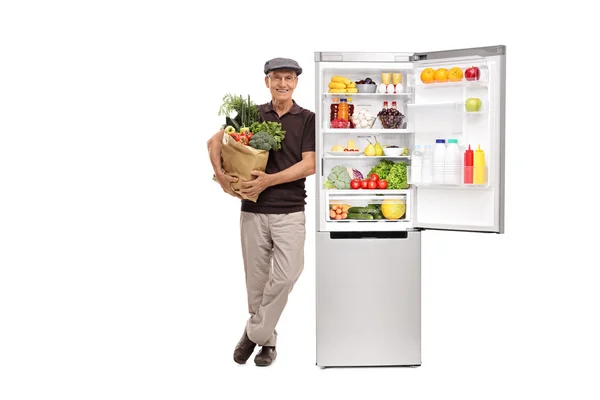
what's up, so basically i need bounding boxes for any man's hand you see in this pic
[241,170,271,199]
[215,172,241,199]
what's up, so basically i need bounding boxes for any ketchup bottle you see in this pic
[464,144,474,184]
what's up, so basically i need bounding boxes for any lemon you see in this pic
[381,199,406,220]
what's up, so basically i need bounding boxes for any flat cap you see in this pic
[264,57,302,76]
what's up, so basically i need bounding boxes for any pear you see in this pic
[374,137,384,156]
[364,143,376,157]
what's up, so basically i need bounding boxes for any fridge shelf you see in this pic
[413,183,491,190]
[324,155,411,160]
[412,80,488,89]
[407,102,461,110]
[326,189,410,195]
[323,128,412,134]
[323,93,413,98]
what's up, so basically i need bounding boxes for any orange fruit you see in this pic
[434,68,449,82]
[448,67,463,82]
[420,68,435,84]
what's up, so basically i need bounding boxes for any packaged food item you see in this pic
[338,98,349,121]
[330,98,339,122]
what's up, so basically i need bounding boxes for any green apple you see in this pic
[465,98,482,112]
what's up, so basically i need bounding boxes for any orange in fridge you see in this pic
[448,67,463,82]
[420,68,435,84]
[434,68,449,82]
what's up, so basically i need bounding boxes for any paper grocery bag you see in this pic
[220,134,269,202]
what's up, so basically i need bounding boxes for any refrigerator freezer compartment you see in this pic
[315,231,421,367]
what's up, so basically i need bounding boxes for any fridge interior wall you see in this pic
[318,62,416,232]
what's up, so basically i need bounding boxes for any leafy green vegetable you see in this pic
[249,131,278,151]
[369,160,408,189]
[324,165,351,189]
[368,159,394,180]
[249,121,286,151]
[218,94,260,131]
[386,162,408,189]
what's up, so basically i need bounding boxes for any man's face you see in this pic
[265,69,298,102]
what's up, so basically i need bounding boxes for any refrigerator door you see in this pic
[409,45,506,233]
[315,231,421,367]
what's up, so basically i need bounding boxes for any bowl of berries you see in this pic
[330,118,350,129]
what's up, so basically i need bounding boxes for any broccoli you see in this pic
[249,131,277,151]
[324,165,351,189]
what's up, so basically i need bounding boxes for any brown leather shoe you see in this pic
[233,331,256,364]
[254,346,277,367]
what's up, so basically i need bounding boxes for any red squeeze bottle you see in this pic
[464,145,474,184]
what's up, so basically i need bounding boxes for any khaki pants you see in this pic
[240,211,305,346]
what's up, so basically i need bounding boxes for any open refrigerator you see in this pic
[314,45,506,367]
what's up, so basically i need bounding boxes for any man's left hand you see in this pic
[241,170,271,199]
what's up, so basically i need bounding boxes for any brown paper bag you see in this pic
[220,134,268,202]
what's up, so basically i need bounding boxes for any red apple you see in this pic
[465,66,480,81]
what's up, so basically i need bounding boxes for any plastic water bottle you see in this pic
[422,145,432,184]
[432,139,446,184]
[411,145,422,184]
[444,139,461,185]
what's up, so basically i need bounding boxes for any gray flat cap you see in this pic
[264,57,302,76]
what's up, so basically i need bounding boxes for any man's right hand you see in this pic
[215,172,241,199]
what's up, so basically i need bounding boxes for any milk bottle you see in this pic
[444,139,461,185]
[432,139,446,184]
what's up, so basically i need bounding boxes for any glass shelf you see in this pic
[323,128,412,134]
[324,155,411,160]
[323,92,413,98]
[326,189,411,195]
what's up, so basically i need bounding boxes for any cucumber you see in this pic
[347,207,380,215]
[347,213,374,220]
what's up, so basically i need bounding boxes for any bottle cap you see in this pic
[340,98,347,102]
[436,139,446,143]
[448,139,458,144]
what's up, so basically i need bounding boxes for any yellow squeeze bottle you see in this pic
[474,144,486,184]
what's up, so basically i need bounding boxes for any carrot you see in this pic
[335,214,342,220]
[330,210,337,219]
[336,208,342,214]
[331,204,339,211]
[341,213,347,219]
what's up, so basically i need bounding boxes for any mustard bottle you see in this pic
[474,144,486,185]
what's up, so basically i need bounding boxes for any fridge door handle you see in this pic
[330,231,409,239]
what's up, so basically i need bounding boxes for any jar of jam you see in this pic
[330,98,340,121]
[338,98,349,121]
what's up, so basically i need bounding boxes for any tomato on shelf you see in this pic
[350,179,361,189]
[367,180,378,190]
[360,180,369,189]
[377,179,388,189]
[369,173,379,182]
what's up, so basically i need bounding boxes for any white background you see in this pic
[1,1,599,399]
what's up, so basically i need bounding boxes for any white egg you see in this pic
[364,112,372,119]
[378,84,387,93]
[361,120,368,128]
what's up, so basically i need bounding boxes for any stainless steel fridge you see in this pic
[315,46,506,367]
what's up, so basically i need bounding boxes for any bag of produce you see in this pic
[216,94,286,202]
